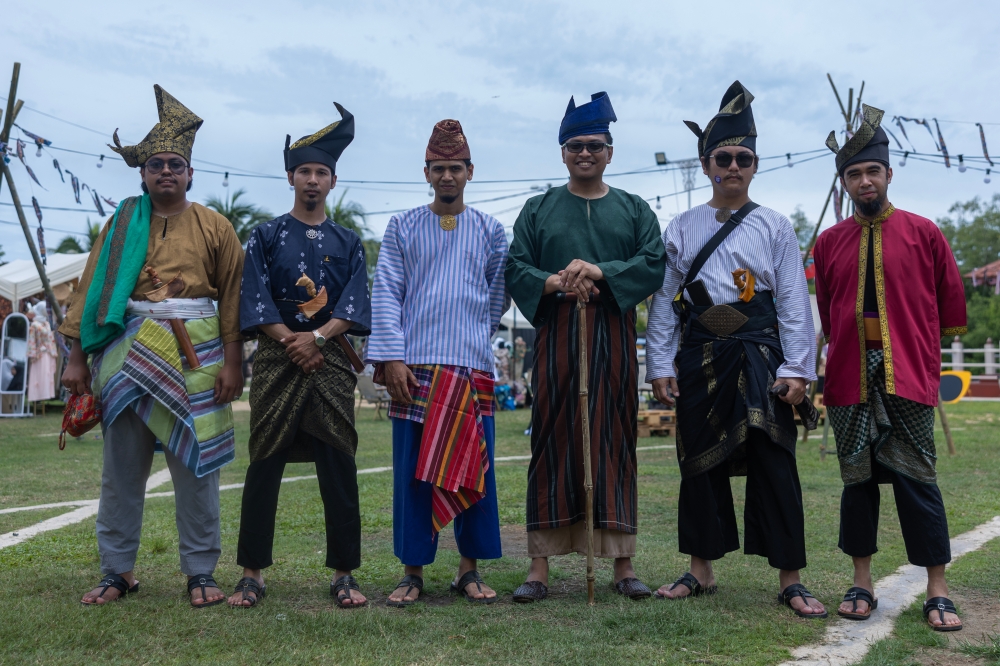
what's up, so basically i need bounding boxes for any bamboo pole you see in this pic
[576,299,596,606]
[0,63,64,325]
[937,391,957,455]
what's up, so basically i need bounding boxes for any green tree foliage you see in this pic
[789,206,815,251]
[325,190,380,284]
[204,188,272,244]
[962,292,1000,350]
[55,218,101,254]
[937,193,1000,273]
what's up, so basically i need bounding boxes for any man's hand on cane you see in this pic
[384,360,419,404]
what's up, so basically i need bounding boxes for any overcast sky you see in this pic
[1,0,998,262]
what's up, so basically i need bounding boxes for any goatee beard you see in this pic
[305,200,318,212]
[856,193,885,218]
[439,194,457,205]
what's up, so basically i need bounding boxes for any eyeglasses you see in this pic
[706,152,756,169]
[562,141,611,154]
[143,158,189,174]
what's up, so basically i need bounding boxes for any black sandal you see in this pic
[614,577,652,600]
[512,580,548,603]
[837,586,877,620]
[923,596,963,632]
[778,583,828,619]
[187,574,225,609]
[654,572,717,599]
[231,576,266,608]
[451,570,497,604]
[80,574,139,606]
[331,574,367,609]
[386,574,423,607]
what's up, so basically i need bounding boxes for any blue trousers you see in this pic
[392,416,502,566]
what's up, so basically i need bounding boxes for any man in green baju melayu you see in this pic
[505,92,666,603]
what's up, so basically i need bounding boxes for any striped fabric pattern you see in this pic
[375,364,495,423]
[646,203,817,381]
[91,314,235,477]
[414,365,493,532]
[364,205,509,372]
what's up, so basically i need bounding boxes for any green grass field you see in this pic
[0,402,998,665]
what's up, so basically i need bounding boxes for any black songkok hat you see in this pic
[284,102,355,174]
[826,104,890,175]
[684,81,757,157]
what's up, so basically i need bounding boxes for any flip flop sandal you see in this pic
[654,572,717,600]
[923,596,963,632]
[837,586,877,620]
[512,580,548,603]
[187,574,225,609]
[386,574,423,608]
[778,583,828,619]
[451,570,498,604]
[331,574,367,609]
[614,577,652,600]
[231,576,266,608]
[80,574,139,606]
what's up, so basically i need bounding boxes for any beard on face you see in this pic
[439,194,458,204]
[855,192,885,218]
[305,200,318,212]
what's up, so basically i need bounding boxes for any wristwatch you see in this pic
[312,330,327,347]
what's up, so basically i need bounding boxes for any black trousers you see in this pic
[237,434,361,571]
[839,460,951,567]
[678,429,807,570]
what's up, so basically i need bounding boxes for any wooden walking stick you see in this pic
[576,299,596,606]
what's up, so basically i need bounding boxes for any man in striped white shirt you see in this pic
[645,81,825,618]
[366,120,509,606]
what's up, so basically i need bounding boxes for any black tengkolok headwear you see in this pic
[684,80,757,157]
[826,104,891,175]
[284,102,355,174]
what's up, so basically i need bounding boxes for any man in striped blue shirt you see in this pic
[366,120,509,606]
[646,82,825,619]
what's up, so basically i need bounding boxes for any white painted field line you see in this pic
[779,515,1000,666]
[0,447,671,548]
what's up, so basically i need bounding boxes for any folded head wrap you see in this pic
[684,81,757,156]
[426,119,471,162]
[284,102,355,174]
[558,92,617,145]
[826,104,891,175]
[109,85,203,167]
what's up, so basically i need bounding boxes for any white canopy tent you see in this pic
[0,253,91,310]
[498,301,530,338]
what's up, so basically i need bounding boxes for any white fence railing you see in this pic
[941,337,997,373]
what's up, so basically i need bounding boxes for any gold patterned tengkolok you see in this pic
[109,85,203,168]
[439,214,457,231]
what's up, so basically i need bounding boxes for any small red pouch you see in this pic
[59,394,102,450]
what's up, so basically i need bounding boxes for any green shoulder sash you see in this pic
[80,194,151,353]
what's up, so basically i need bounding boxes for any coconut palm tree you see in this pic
[56,218,102,254]
[326,190,380,283]
[204,188,272,244]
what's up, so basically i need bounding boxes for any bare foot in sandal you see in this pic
[387,566,423,606]
[656,556,716,599]
[81,572,138,605]
[188,574,225,608]
[332,570,367,608]
[228,568,265,607]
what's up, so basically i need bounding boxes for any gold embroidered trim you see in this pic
[702,343,717,395]
[873,221,895,394]
[941,326,967,336]
[855,225,869,402]
[289,120,341,150]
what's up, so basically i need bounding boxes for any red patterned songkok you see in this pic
[425,119,471,162]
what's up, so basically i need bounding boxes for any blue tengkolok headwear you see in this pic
[558,92,617,144]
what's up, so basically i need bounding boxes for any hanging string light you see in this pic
[786,153,793,168]
[899,151,908,167]
[957,155,967,173]
[985,169,992,184]
[95,154,104,169]
[222,171,229,188]
[655,195,662,210]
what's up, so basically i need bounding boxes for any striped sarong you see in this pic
[398,365,494,532]
[91,314,235,477]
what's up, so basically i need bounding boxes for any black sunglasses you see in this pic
[706,152,756,169]
[143,158,189,175]
[562,141,611,154]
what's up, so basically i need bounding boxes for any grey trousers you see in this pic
[96,407,221,575]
